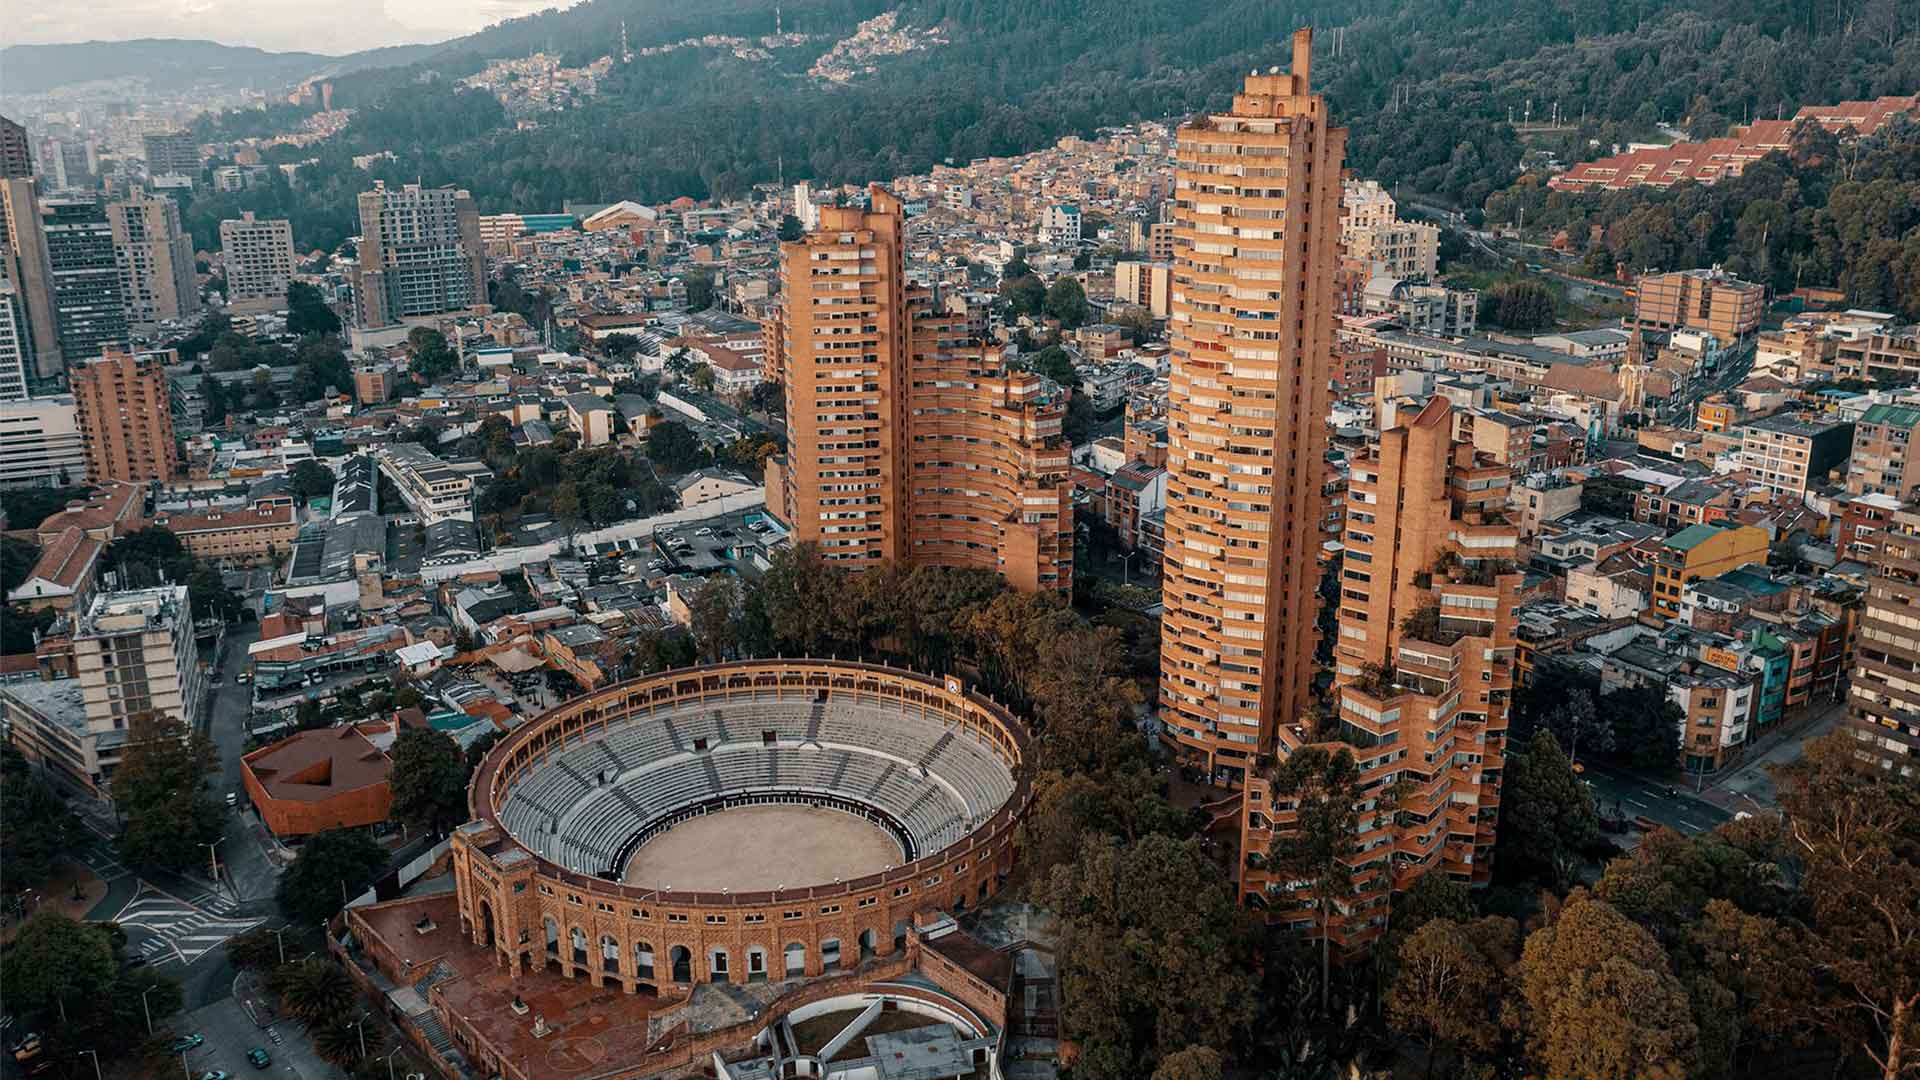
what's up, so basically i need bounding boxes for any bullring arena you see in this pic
[335,660,1036,1080]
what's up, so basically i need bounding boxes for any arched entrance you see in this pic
[670,945,692,983]
[747,947,767,982]
[784,942,806,977]
[570,927,589,968]
[634,941,655,980]
[858,929,877,959]
[478,901,495,949]
[544,917,561,974]
[600,935,620,974]
[821,938,842,972]
[892,921,909,953]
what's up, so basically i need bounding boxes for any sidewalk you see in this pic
[1693,698,1845,813]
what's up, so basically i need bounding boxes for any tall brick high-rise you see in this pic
[1241,398,1520,948]
[0,177,61,378]
[70,347,179,483]
[1847,504,1920,777]
[767,185,1071,590]
[0,116,31,180]
[1157,29,1347,783]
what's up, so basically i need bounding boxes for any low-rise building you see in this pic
[378,443,491,523]
[1651,523,1770,619]
[5,527,104,612]
[152,499,298,564]
[241,724,395,837]
[1738,412,1854,497]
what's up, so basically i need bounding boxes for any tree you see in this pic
[0,743,78,894]
[286,281,341,336]
[1598,686,1681,772]
[689,576,745,663]
[314,1011,385,1066]
[276,957,357,1025]
[1265,745,1361,1011]
[683,267,717,312]
[645,420,709,473]
[226,927,286,971]
[1544,688,1609,765]
[0,535,39,595]
[1150,1045,1222,1080]
[1386,918,1511,1076]
[1027,344,1078,388]
[277,829,387,924]
[1002,274,1046,318]
[288,459,337,501]
[1037,833,1256,1079]
[1045,277,1089,329]
[1773,734,1920,1080]
[1496,731,1600,890]
[777,213,803,241]
[0,913,117,1016]
[111,713,224,873]
[1518,891,1701,1080]
[390,728,470,834]
[405,327,458,382]
[1484,279,1557,331]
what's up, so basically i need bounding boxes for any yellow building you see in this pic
[1651,523,1769,617]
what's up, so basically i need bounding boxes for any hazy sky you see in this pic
[6,0,568,55]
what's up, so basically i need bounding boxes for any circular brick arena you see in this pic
[452,660,1029,990]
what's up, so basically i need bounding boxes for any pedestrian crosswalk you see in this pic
[73,840,129,883]
[113,883,261,968]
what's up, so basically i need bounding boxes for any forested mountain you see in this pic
[176,0,1918,257]
[0,38,442,96]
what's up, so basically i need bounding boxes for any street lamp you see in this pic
[384,1045,404,1080]
[79,1050,102,1080]
[203,837,225,886]
[349,1011,369,1060]
[271,925,290,965]
[141,983,161,1034]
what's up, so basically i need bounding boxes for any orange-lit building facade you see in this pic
[1157,30,1345,784]
[768,186,1071,591]
[69,347,179,484]
[1242,399,1519,949]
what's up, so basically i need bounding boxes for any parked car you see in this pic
[169,1034,204,1053]
[198,1071,232,1080]
[246,1048,271,1069]
[9,1033,42,1061]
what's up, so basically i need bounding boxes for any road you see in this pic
[1581,762,1732,836]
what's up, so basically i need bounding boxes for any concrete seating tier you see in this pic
[497,694,1016,872]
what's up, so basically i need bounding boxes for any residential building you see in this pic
[69,348,178,483]
[108,186,198,327]
[1104,460,1167,548]
[352,364,396,406]
[219,212,295,313]
[141,130,200,178]
[1341,180,1439,280]
[1041,204,1081,248]
[42,196,129,361]
[564,393,614,447]
[377,442,491,522]
[0,177,60,377]
[0,116,29,179]
[1738,412,1853,496]
[1849,504,1920,777]
[1602,635,1755,773]
[1,585,204,797]
[1148,221,1175,262]
[1651,523,1769,618]
[0,396,86,488]
[1158,31,1345,783]
[350,181,486,328]
[1243,398,1521,944]
[1356,276,1477,336]
[1511,472,1583,538]
[1113,259,1171,318]
[1848,402,1920,500]
[1631,268,1765,341]
[769,185,1074,592]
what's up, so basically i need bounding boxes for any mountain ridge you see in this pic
[0,37,448,97]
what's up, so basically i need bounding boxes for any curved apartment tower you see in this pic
[1158,29,1347,783]
[768,185,1071,591]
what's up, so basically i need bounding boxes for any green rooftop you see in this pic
[1861,403,1920,429]
[1663,523,1727,551]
